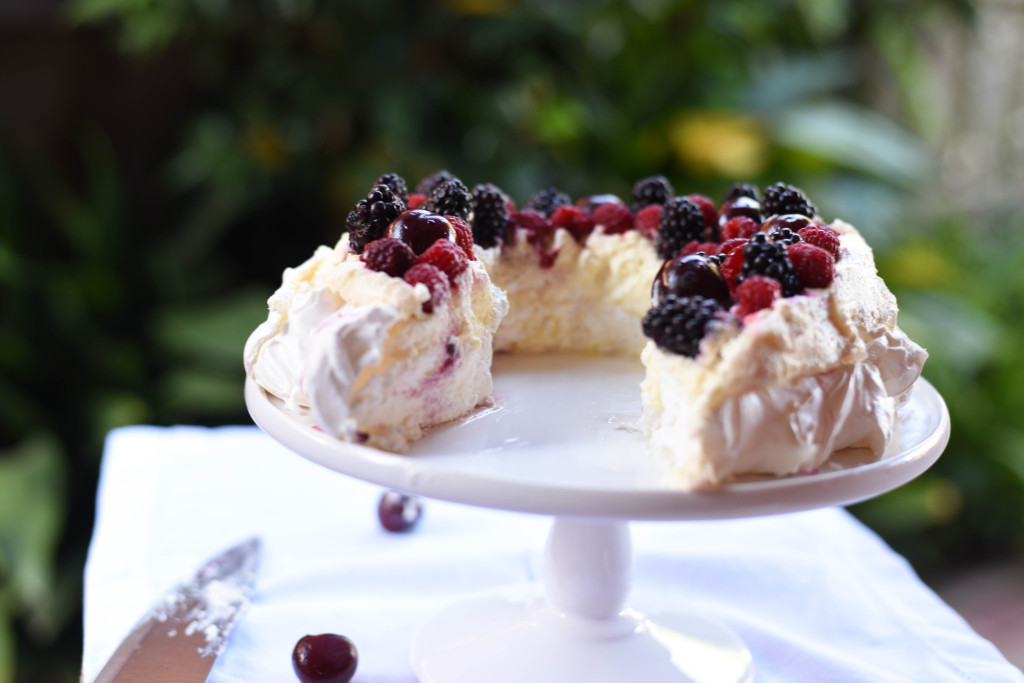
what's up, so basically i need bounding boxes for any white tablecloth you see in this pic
[82,426,1024,682]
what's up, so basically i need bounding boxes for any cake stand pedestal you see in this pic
[245,354,950,683]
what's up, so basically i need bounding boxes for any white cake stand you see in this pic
[245,354,950,683]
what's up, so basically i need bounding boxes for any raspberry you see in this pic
[718,237,748,256]
[787,243,835,289]
[592,202,634,235]
[632,175,673,210]
[415,170,454,197]
[681,241,721,257]
[361,237,417,277]
[418,239,469,284]
[720,247,746,291]
[642,295,724,358]
[735,275,781,317]
[633,205,662,239]
[470,183,509,248]
[656,197,705,260]
[509,209,552,246]
[797,225,840,260]
[422,178,472,222]
[721,216,760,241]
[722,182,759,203]
[762,182,816,218]
[525,187,571,216]
[403,263,450,314]
[741,233,802,296]
[374,172,409,205]
[550,205,595,242]
[408,192,426,210]
[345,184,405,254]
[685,194,717,231]
[445,215,477,260]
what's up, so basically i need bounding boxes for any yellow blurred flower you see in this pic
[670,112,768,178]
[444,0,511,15]
[881,243,957,290]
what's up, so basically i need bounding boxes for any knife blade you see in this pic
[92,537,260,683]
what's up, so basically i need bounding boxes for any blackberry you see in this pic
[422,178,473,222]
[525,186,571,217]
[767,227,802,246]
[346,184,405,254]
[642,295,724,358]
[374,172,409,205]
[470,183,509,248]
[761,182,816,218]
[632,175,673,210]
[740,233,802,296]
[656,197,705,260]
[415,170,454,197]
[723,182,759,203]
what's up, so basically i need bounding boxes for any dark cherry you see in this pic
[760,213,813,234]
[574,194,623,213]
[378,490,423,532]
[652,253,731,307]
[385,209,456,255]
[292,633,358,683]
[718,196,761,226]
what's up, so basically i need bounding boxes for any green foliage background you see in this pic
[3,0,1022,680]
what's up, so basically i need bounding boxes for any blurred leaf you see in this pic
[896,291,1003,377]
[772,102,931,185]
[152,289,271,366]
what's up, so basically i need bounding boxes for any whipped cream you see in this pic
[245,236,508,451]
[478,227,661,354]
[640,219,928,489]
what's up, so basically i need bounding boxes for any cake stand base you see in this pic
[410,592,753,683]
[411,517,753,683]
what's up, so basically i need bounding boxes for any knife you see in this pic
[91,537,261,683]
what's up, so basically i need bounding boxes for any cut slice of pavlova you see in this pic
[244,177,508,452]
[639,182,927,489]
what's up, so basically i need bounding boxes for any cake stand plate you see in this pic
[245,354,950,683]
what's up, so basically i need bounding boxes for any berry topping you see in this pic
[345,184,406,254]
[797,224,841,260]
[385,209,456,255]
[735,275,782,317]
[721,215,760,241]
[417,239,469,284]
[361,237,417,277]
[378,490,423,532]
[680,240,722,257]
[761,213,813,235]
[761,182,816,218]
[422,178,472,222]
[652,253,731,307]
[723,182,759,203]
[292,634,358,683]
[407,192,427,210]
[720,245,746,291]
[685,194,718,232]
[656,197,705,259]
[575,194,624,213]
[403,263,451,313]
[642,295,725,358]
[470,183,510,248]
[550,205,596,242]
[787,242,836,289]
[718,195,761,226]
[525,186,571,216]
[767,226,802,246]
[633,204,662,239]
[718,237,749,256]
[445,215,477,260]
[509,208,553,245]
[374,172,409,205]
[632,175,673,210]
[415,169,454,197]
[741,233,802,297]
[591,202,634,234]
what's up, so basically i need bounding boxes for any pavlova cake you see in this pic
[244,171,926,489]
